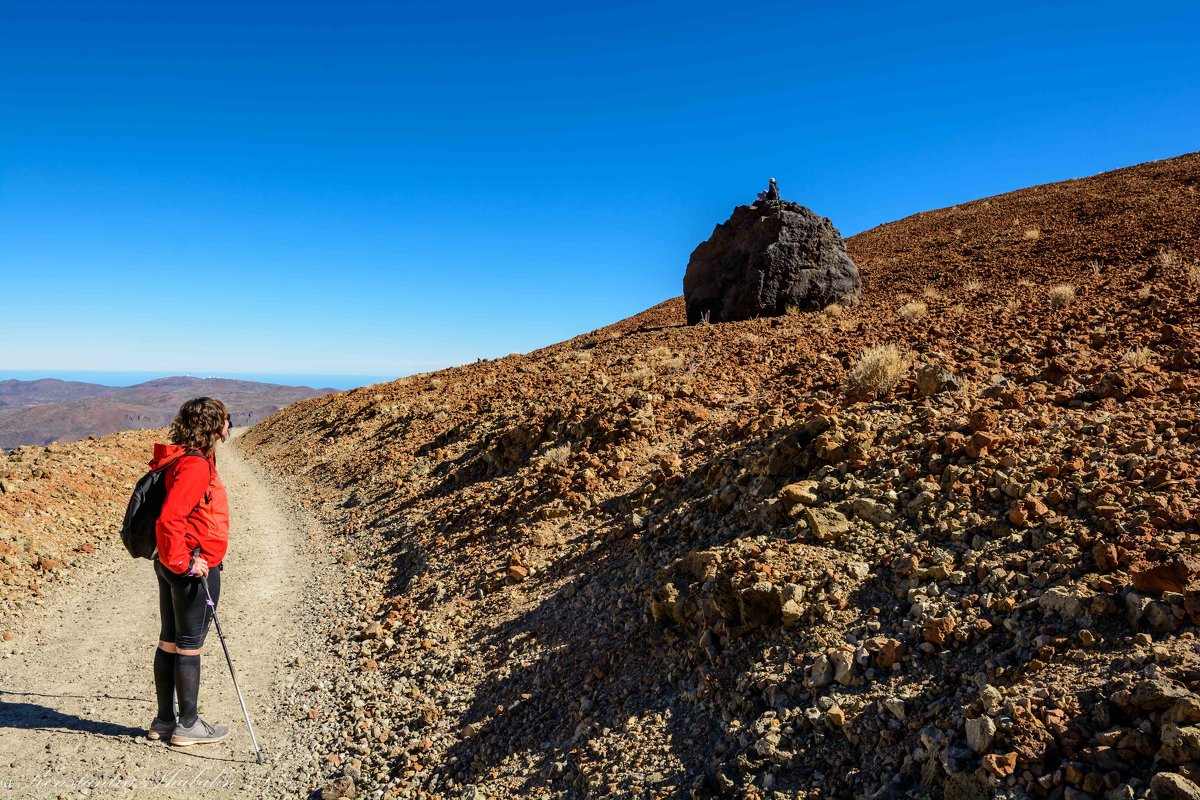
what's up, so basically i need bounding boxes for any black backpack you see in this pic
[120,450,208,559]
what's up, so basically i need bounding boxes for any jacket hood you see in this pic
[148,443,206,471]
[149,443,186,471]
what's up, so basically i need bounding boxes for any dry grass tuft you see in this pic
[538,443,572,465]
[1136,285,1154,303]
[949,303,966,316]
[1023,228,1041,240]
[554,349,594,370]
[1048,284,1076,308]
[1121,347,1154,368]
[627,366,655,389]
[1154,248,1200,286]
[964,279,983,292]
[640,347,684,373]
[923,285,943,301]
[898,300,928,320]
[784,303,802,316]
[659,355,685,373]
[822,303,844,317]
[847,345,909,398]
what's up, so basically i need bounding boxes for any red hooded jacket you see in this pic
[148,443,230,575]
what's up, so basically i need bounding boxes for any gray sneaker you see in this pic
[170,717,230,746]
[146,717,175,741]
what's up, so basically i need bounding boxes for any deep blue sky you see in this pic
[2,0,1197,380]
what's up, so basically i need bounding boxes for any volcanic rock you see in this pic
[1150,772,1200,800]
[1038,586,1085,619]
[915,364,963,396]
[683,199,861,324]
[803,507,851,541]
[1132,556,1199,595]
[1131,678,1198,711]
[965,715,997,754]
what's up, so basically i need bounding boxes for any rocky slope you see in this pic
[0,428,160,629]
[240,152,1200,799]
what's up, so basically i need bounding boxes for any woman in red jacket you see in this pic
[145,397,231,746]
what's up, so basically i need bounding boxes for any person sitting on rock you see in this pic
[757,177,780,203]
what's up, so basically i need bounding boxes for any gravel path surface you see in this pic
[0,429,341,798]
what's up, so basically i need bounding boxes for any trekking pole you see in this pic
[193,549,264,764]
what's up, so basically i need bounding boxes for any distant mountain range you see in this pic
[0,376,337,448]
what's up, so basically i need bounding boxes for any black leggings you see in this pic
[155,559,221,650]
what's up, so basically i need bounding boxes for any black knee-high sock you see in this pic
[153,646,177,721]
[175,654,201,727]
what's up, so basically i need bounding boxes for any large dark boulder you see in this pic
[683,200,862,324]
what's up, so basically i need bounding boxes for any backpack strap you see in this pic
[183,449,213,479]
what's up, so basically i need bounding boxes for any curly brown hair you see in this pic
[168,397,228,453]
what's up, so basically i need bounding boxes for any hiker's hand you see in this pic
[189,556,209,578]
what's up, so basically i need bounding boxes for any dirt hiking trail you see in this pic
[0,430,338,798]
